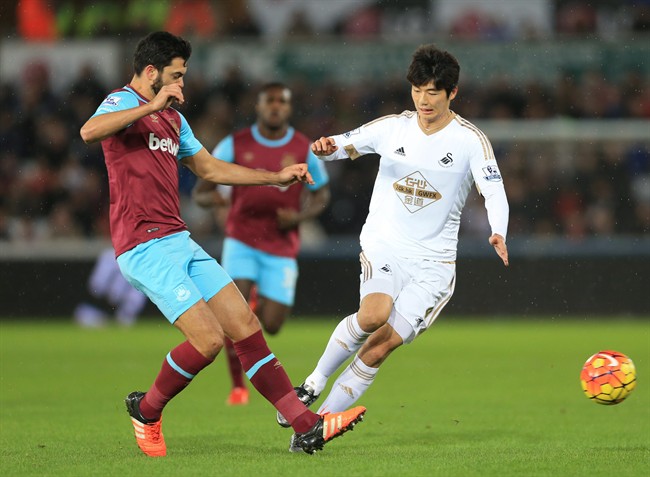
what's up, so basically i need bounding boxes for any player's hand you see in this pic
[311,137,338,156]
[276,208,300,230]
[489,234,509,267]
[275,163,314,186]
[150,84,184,111]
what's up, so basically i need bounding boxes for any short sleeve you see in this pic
[177,113,203,159]
[211,135,235,163]
[306,149,329,191]
[91,91,139,117]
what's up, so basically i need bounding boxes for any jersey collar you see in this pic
[251,124,294,147]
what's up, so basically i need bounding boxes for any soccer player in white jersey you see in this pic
[277,44,510,449]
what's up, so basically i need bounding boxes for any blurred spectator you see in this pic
[449,8,511,40]
[555,0,598,34]
[2,63,648,242]
[0,8,650,240]
[73,247,148,327]
[219,0,260,37]
[125,0,171,37]
[17,0,58,41]
[166,0,217,39]
[336,4,382,38]
[57,0,124,38]
[630,1,650,32]
[7,1,649,41]
[15,62,58,159]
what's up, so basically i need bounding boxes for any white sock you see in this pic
[305,313,370,395]
[317,355,378,414]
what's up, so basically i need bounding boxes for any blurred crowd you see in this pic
[1,0,648,244]
[8,0,650,41]
[1,52,648,244]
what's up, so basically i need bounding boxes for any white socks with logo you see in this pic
[317,355,378,414]
[304,313,371,395]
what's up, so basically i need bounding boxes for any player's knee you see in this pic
[228,308,263,341]
[357,309,390,333]
[263,323,281,335]
[193,332,224,360]
[261,315,286,335]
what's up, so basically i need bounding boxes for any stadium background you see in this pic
[0,0,648,317]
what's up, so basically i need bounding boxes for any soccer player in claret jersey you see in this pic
[277,44,510,451]
[79,31,364,457]
[193,82,330,406]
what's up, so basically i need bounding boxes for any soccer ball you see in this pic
[580,350,636,405]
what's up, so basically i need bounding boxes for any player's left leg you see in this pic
[208,284,367,452]
[210,241,368,452]
[224,279,255,405]
[220,239,258,403]
[318,259,456,414]
[205,286,322,433]
[298,247,402,398]
[255,250,297,335]
[255,297,292,335]
[317,321,403,414]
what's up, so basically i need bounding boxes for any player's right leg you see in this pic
[117,231,229,457]
[125,301,223,457]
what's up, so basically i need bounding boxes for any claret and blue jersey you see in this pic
[92,86,202,256]
[212,124,329,258]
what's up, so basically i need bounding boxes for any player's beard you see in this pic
[266,123,283,133]
[151,76,163,96]
[264,115,285,133]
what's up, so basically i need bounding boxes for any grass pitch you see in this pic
[1,317,648,476]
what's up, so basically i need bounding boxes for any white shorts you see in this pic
[359,248,456,344]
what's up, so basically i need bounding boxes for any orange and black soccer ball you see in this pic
[580,350,636,405]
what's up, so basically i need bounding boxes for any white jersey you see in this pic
[321,111,509,261]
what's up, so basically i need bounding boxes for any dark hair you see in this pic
[133,31,192,75]
[406,44,460,96]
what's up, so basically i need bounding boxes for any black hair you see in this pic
[133,31,192,75]
[406,44,460,96]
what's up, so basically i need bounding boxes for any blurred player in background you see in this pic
[74,247,147,327]
[278,44,509,450]
[80,31,365,457]
[193,82,330,406]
